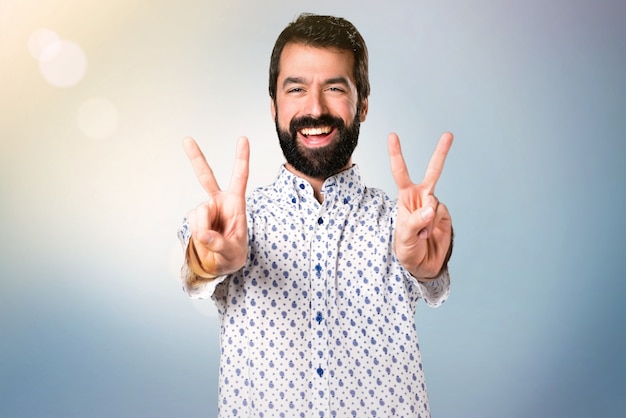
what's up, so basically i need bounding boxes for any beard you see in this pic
[275,109,361,179]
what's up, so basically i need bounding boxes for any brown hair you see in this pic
[269,13,370,105]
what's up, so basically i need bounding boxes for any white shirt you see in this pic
[178,165,450,418]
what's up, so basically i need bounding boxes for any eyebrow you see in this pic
[325,77,351,87]
[282,76,352,88]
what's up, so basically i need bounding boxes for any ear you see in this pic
[270,98,277,120]
[359,98,368,122]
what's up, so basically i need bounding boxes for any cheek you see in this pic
[275,104,298,128]
[328,99,358,122]
[276,98,357,126]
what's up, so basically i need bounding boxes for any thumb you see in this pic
[417,206,435,239]
[197,230,226,253]
[400,205,435,242]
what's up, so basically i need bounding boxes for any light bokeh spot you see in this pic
[28,28,61,61]
[38,39,87,87]
[77,97,119,139]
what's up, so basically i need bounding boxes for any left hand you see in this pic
[388,132,454,280]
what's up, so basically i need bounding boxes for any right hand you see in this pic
[183,136,250,277]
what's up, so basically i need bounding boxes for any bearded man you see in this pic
[178,13,454,418]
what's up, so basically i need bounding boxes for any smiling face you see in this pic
[271,42,368,179]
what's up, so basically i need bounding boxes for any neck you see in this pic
[285,159,353,203]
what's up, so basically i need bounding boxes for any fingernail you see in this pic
[418,228,429,239]
[421,207,434,221]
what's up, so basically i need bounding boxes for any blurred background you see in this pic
[1,0,625,417]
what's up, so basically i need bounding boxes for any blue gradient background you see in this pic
[1,0,625,417]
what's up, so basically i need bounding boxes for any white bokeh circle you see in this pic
[28,28,61,61]
[38,39,87,87]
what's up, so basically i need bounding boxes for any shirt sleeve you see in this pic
[176,218,228,299]
[414,268,450,308]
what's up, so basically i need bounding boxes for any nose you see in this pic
[303,88,328,118]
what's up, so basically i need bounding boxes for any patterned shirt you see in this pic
[178,165,450,418]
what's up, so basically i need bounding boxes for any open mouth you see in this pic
[300,126,332,136]
[298,126,336,147]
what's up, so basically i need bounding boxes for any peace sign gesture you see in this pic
[388,132,454,280]
[183,136,250,279]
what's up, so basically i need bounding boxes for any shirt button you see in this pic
[315,312,323,324]
[317,367,324,377]
[317,217,323,225]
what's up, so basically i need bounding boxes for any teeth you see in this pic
[300,126,332,136]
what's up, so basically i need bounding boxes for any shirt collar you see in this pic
[274,164,366,207]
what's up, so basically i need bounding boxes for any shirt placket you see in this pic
[310,199,331,415]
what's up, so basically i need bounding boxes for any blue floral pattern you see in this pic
[178,165,450,417]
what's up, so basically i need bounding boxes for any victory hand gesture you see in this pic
[389,132,454,280]
[183,136,250,279]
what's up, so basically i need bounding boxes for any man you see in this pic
[178,13,454,417]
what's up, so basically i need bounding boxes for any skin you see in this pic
[272,43,367,199]
[184,42,453,282]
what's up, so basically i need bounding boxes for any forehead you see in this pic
[278,42,355,81]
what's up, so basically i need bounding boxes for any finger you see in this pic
[183,137,221,194]
[432,202,450,234]
[186,208,198,236]
[403,205,436,241]
[228,137,250,196]
[196,202,212,239]
[421,197,451,240]
[418,195,439,238]
[417,207,436,239]
[422,132,454,193]
[423,203,452,262]
[188,203,211,247]
[388,133,413,189]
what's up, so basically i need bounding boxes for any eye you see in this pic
[287,87,304,94]
[328,86,345,93]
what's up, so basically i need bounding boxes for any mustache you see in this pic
[289,114,345,134]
